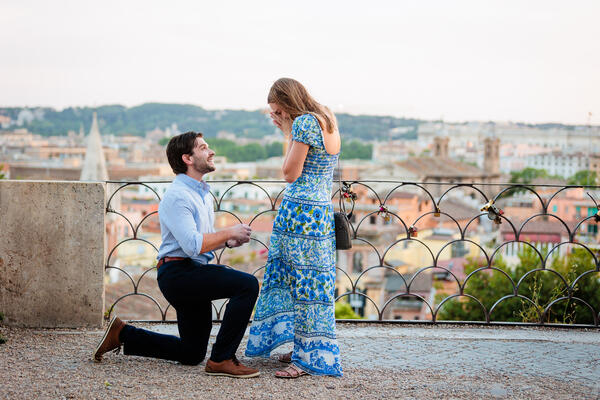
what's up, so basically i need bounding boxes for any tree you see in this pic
[1,104,422,140]
[568,170,598,186]
[340,140,372,160]
[437,246,599,325]
[265,142,283,158]
[158,137,170,146]
[509,167,548,185]
[335,300,362,319]
[204,138,284,162]
[237,143,266,162]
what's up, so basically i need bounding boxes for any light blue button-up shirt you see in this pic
[157,174,215,264]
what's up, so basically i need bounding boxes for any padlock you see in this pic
[480,200,494,212]
[378,205,390,222]
[482,200,503,223]
[408,225,418,238]
[341,183,357,202]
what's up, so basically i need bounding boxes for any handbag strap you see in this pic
[337,157,349,217]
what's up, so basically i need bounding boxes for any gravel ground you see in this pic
[1,323,599,399]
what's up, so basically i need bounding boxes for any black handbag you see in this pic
[334,160,353,250]
[334,211,352,250]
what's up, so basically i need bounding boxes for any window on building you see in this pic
[352,252,363,274]
[552,205,558,213]
[451,241,468,258]
[588,224,598,234]
[576,206,581,217]
[370,215,377,225]
[348,290,366,317]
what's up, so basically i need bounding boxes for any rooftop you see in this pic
[396,157,490,178]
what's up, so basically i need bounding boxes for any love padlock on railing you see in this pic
[378,205,390,222]
[408,225,418,238]
[481,199,504,225]
[341,183,358,202]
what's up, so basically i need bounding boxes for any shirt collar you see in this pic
[174,174,211,198]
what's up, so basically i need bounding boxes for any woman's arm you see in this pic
[282,140,309,183]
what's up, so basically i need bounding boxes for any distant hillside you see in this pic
[0,103,421,140]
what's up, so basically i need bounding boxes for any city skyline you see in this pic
[1,0,599,125]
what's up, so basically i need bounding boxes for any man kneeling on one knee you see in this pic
[94,131,260,378]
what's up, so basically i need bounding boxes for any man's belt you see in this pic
[156,257,188,269]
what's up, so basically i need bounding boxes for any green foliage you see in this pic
[335,300,362,319]
[567,170,598,186]
[437,247,600,324]
[205,138,283,162]
[158,137,170,146]
[336,114,421,140]
[0,164,5,180]
[265,142,283,158]
[506,168,562,196]
[229,255,245,265]
[509,167,549,185]
[340,140,372,160]
[0,104,421,141]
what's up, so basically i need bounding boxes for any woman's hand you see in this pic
[271,110,293,136]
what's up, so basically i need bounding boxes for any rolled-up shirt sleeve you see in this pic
[160,195,204,257]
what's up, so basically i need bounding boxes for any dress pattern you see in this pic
[245,114,342,376]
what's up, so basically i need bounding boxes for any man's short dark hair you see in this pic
[166,131,204,174]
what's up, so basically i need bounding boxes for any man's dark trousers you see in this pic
[119,259,259,365]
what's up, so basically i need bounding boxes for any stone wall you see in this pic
[0,180,105,327]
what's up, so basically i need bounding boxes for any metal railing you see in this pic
[104,179,600,328]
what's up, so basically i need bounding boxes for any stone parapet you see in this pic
[0,180,105,327]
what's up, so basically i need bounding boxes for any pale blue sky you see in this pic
[1,0,599,125]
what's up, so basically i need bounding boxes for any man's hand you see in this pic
[228,224,252,244]
[225,239,244,248]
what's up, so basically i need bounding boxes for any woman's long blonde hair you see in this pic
[268,78,337,134]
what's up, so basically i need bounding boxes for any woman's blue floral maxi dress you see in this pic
[245,114,342,376]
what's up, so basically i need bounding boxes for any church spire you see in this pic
[80,111,109,181]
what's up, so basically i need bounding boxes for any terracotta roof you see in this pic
[385,191,421,200]
[530,177,567,185]
[396,157,491,178]
[438,198,479,221]
[437,257,469,280]
[384,271,432,293]
[499,218,579,235]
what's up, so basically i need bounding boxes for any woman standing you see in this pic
[245,78,343,378]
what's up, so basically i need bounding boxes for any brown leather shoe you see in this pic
[205,356,260,378]
[93,315,125,362]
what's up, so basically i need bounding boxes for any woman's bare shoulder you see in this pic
[322,129,341,155]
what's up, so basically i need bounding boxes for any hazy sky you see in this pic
[1,0,599,125]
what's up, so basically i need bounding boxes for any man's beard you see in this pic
[193,160,215,174]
